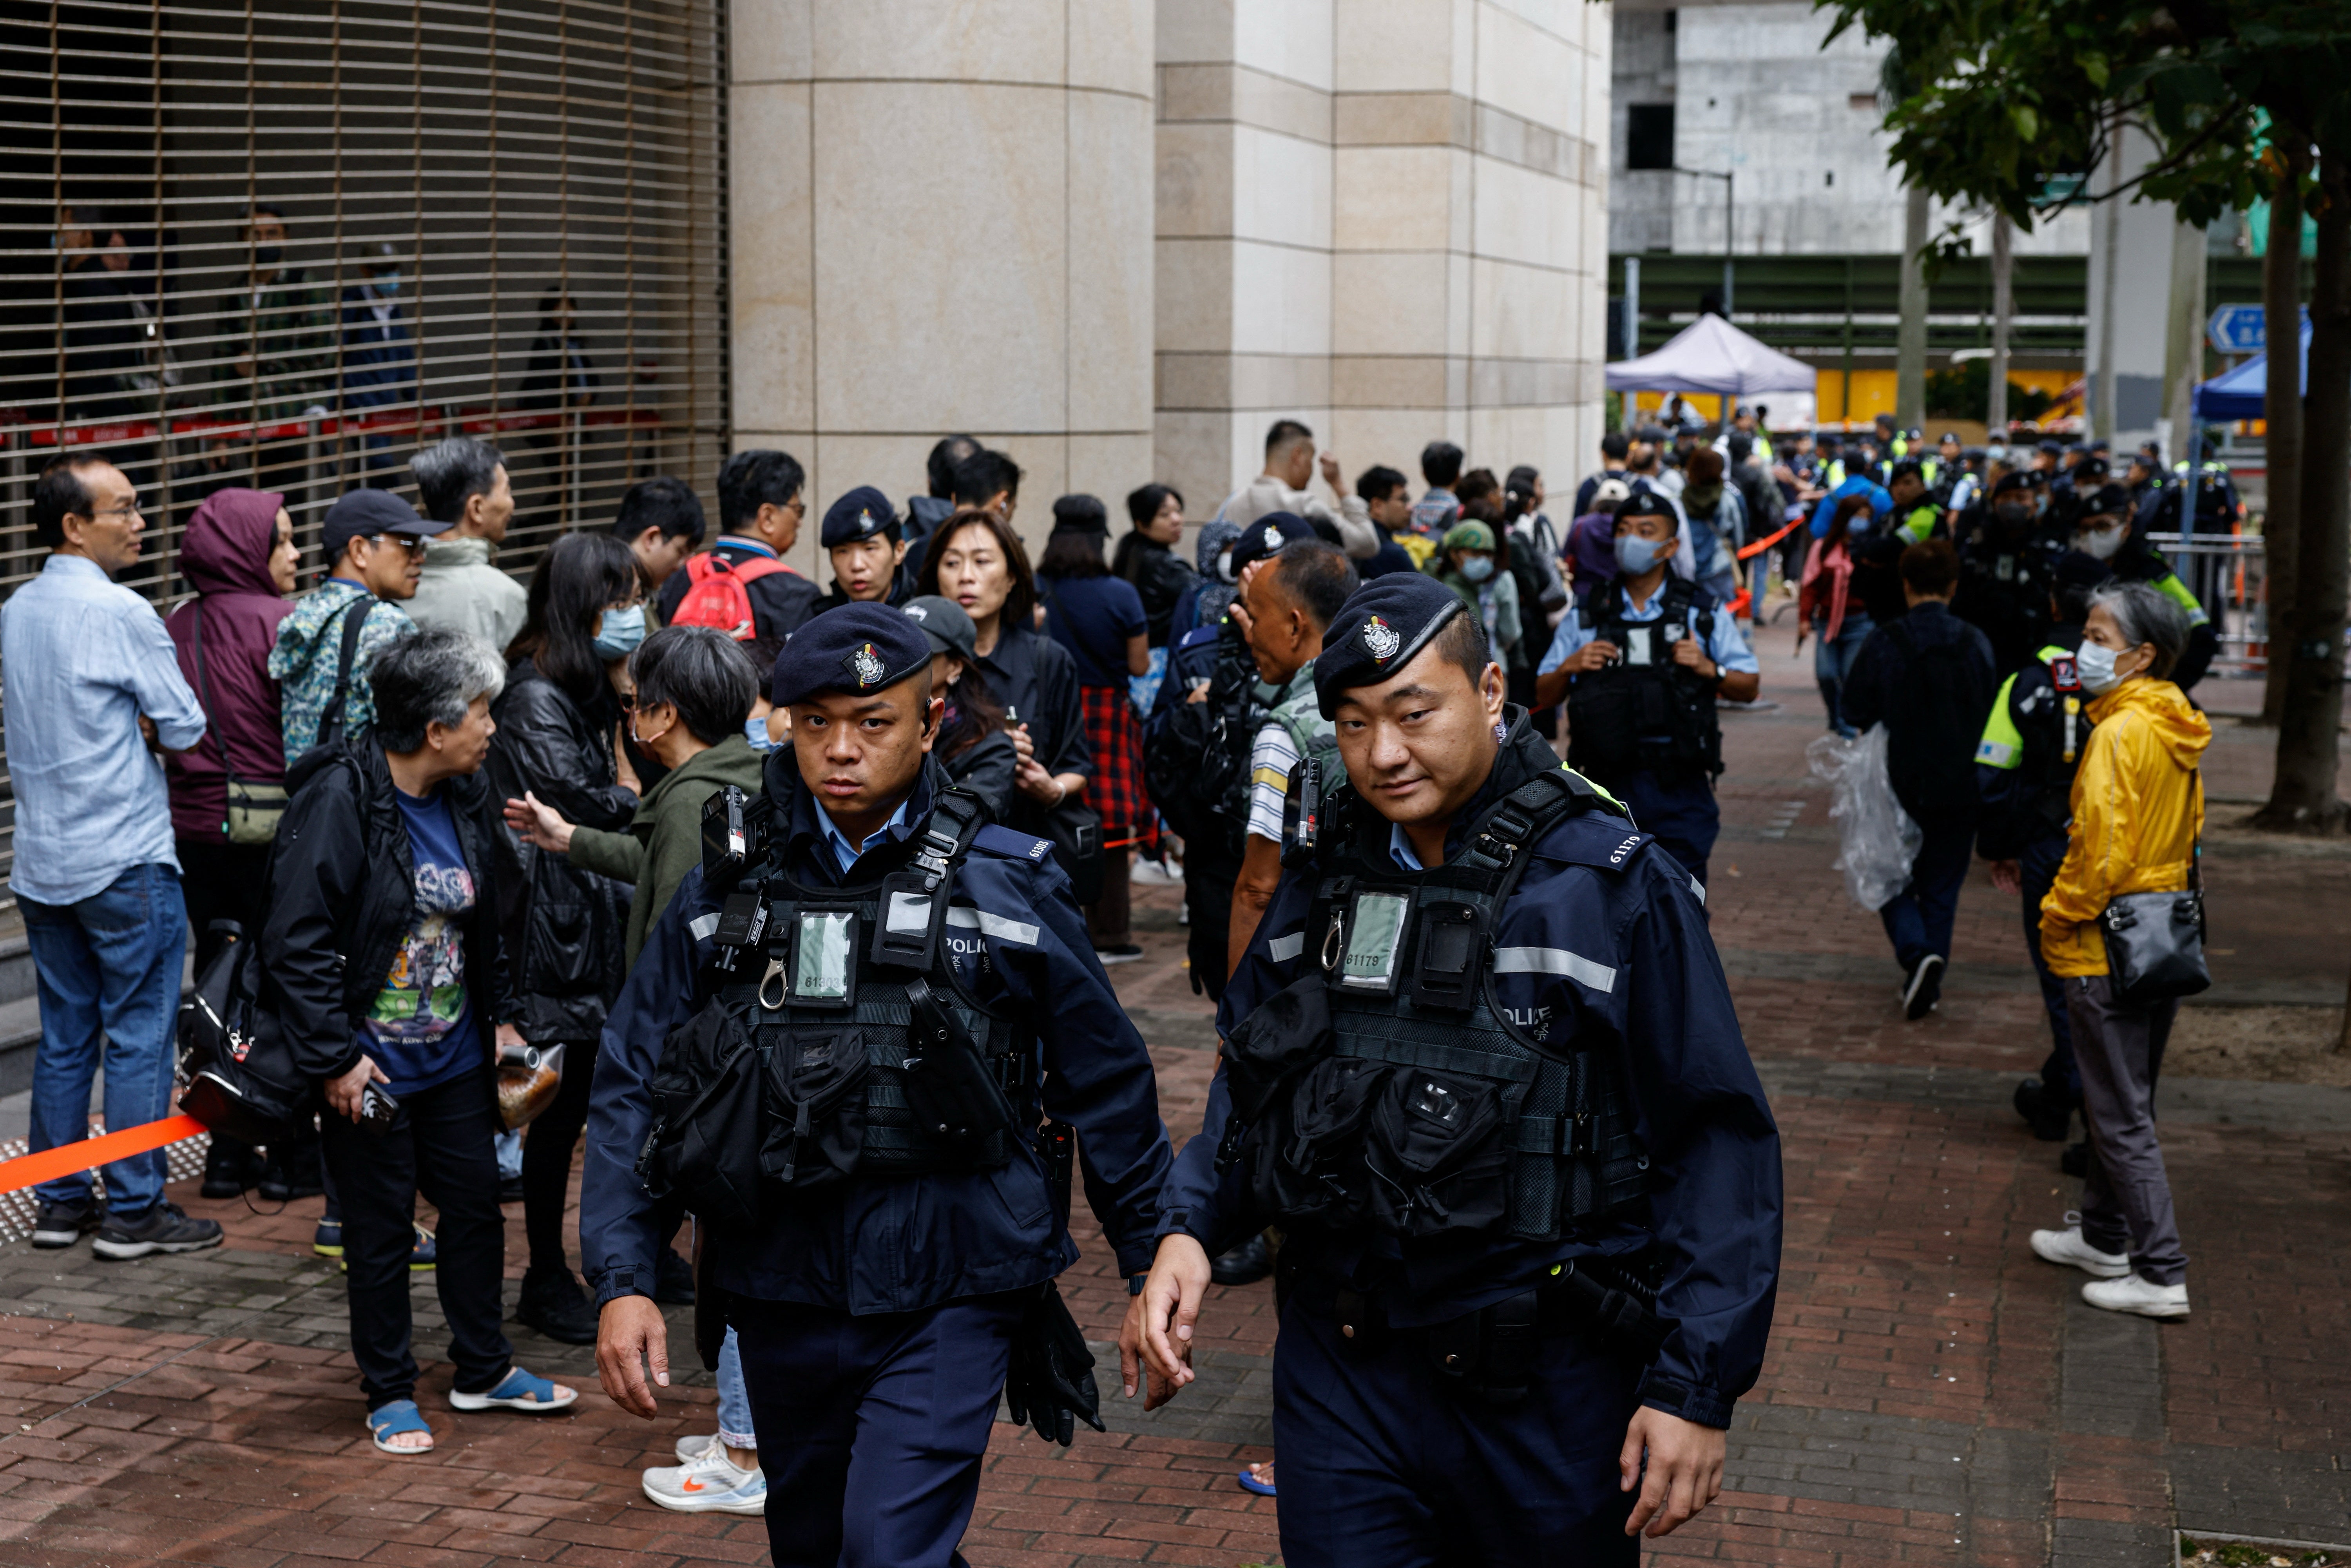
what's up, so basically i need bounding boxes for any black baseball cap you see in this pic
[321,487,448,559]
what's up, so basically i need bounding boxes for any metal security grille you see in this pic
[0,0,728,898]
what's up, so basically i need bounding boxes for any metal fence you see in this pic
[2147,531,2268,679]
[0,0,729,901]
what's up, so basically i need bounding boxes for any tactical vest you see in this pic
[1218,766,1648,1245]
[2025,644,2092,828]
[1563,578,1723,787]
[638,786,1032,1228]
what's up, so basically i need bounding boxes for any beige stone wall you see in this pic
[728,0,1156,567]
[1155,0,1610,524]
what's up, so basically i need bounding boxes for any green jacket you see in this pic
[567,732,768,968]
[210,268,337,420]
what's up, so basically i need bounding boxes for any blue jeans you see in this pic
[22,862,188,1214]
[715,1326,755,1450]
[1812,610,1873,737]
[1879,821,1976,972]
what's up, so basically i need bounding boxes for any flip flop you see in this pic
[366,1399,435,1455]
[1236,1463,1276,1497]
[447,1365,577,1414]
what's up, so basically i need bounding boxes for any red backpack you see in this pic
[670,551,793,639]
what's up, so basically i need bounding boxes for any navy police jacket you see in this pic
[1160,728,1782,1428]
[580,760,1174,1315]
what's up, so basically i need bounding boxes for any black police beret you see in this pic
[2082,482,2131,519]
[820,486,897,548]
[1313,574,1467,718]
[1991,471,2038,498]
[770,601,932,707]
[1228,512,1317,577]
[1618,487,1676,522]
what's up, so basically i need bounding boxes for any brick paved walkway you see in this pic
[2,639,2346,1568]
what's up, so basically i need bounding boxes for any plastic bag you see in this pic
[1806,729,1922,911]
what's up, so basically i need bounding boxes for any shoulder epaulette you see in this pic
[973,824,1055,865]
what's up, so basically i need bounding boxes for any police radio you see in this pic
[700,784,763,892]
[1280,754,1322,868]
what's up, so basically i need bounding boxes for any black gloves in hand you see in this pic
[1002,1279,1105,1447]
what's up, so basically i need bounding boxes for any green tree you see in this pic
[1816,0,2351,832]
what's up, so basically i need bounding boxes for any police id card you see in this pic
[1340,891,1411,991]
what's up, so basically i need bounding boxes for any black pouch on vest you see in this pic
[1406,899,1485,1012]
[1257,1054,1385,1228]
[897,977,1016,1148]
[870,870,947,971]
[1222,973,1333,1124]
[1363,1070,1510,1237]
[639,999,765,1228]
[760,1021,872,1190]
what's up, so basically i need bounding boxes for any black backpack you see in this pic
[1143,632,1256,856]
[1883,619,1990,824]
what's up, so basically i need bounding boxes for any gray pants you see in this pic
[2066,973,2186,1284]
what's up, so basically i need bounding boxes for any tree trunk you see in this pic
[2162,219,2206,460]
[2262,141,2308,726]
[2261,146,2351,833]
[1989,214,2013,433]
[1897,188,1929,430]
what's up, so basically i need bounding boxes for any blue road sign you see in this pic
[2207,304,2267,355]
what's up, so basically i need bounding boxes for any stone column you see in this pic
[1154,0,1609,522]
[728,2,1156,563]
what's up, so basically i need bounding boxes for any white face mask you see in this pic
[2076,523,2126,561]
[2074,639,2131,694]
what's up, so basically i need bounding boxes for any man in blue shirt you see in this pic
[1534,492,1761,888]
[4,456,220,1260]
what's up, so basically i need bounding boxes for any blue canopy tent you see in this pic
[2193,319,2311,420]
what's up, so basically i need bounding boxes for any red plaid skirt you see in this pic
[1080,683,1160,853]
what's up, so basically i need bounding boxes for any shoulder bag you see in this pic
[2097,769,2211,1006]
[190,600,289,845]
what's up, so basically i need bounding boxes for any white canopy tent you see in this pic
[1606,313,1819,400]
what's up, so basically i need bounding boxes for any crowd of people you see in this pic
[0,397,2223,1563]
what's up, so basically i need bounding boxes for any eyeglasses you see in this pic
[89,502,144,520]
[368,533,431,558]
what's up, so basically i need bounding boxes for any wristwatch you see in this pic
[1127,1272,1150,1296]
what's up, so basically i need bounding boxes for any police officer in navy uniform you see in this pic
[1976,550,2114,1146]
[1953,469,2067,673]
[1531,489,1761,889]
[814,485,915,610]
[1121,574,1781,1565]
[583,603,1174,1568]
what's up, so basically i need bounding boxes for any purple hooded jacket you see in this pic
[164,489,292,843]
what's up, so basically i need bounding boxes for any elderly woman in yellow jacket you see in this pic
[2029,580,2208,1320]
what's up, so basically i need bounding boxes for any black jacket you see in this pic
[1113,535,1199,647]
[942,728,1018,818]
[486,656,639,1041]
[655,540,823,647]
[261,735,518,1083]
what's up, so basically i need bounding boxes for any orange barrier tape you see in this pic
[0,1114,207,1194]
[1736,517,1804,561]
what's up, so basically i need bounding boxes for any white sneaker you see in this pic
[1130,857,1183,887]
[673,1431,722,1464]
[2030,1225,2131,1279]
[2081,1273,2190,1318]
[643,1449,766,1514]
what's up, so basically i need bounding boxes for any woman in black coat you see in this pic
[1111,483,1196,648]
[487,530,643,1343]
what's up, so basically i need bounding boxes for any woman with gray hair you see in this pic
[263,627,577,1454]
[2029,580,2209,1319]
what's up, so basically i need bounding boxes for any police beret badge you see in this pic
[1262,523,1282,552]
[846,643,885,687]
[1362,614,1402,663]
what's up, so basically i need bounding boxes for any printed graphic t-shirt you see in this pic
[363,786,480,1096]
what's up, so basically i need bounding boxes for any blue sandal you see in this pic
[366,1400,435,1455]
[1236,1463,1276,1497]
[447,1365,576,1414]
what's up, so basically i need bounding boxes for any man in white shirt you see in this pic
[1214,419,1378,559]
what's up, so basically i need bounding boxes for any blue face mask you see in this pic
[744,714,775,751]
[1614,533,1670,576]
[372,270,400,296]
[1459,554,1495,583]
[592,603,646,661]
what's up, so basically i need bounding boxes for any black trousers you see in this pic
[319,1066,512,1409]
[521,1034,598,1274]
[1184,850,1237,1003]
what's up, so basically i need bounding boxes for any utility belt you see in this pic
[637,786,1028,1229]
[1288,1255,1667,1405]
